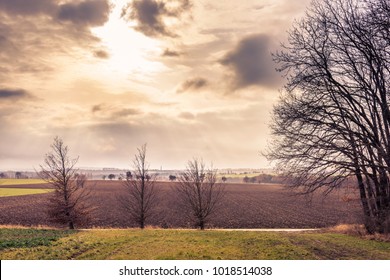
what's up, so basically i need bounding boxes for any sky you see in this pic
[0,0,311,170]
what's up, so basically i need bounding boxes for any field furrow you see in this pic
[0,181,363,229]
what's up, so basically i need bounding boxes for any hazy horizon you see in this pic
[0,162,274,173]
[0,0,310,170]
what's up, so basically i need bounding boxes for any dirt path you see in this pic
[211,228,320,232]
[79,228,320,232]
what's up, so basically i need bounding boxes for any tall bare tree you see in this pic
[39,137,91,229]
[268,0,390,233]
[176,159,225,230]
[119,144,158,229]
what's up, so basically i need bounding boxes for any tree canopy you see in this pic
[268,0,390,233]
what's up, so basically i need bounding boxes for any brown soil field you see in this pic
[0,181,363,229]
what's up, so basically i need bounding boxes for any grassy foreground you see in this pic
[0,188,52,197]
[0,228,389,260]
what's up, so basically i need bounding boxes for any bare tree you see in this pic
[119,144,159,229]
[39,136,91,229]
[176,159,225,230]
[268,0,390,233]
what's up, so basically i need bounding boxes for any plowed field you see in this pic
[0,181,363,228]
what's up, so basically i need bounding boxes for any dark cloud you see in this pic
[162,48,182,57]
[123,0,170,37]
[93,49,110,59]
[0,0,56,16]
[57,0,110,27]
[0,0,110,28]
[221,34,282,89]
[0,88,31,100]
[122,0,192,37]
[178,77,209,93]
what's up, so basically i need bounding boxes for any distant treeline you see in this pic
[242,174,285,184]
[242,174,358,189]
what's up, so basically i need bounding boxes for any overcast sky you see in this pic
[0,0,311,170]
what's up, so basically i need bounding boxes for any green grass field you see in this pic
[0,179,47,186]
[0,228,389,260]
[0,188,52,197]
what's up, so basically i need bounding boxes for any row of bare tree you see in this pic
[39,137,224,230]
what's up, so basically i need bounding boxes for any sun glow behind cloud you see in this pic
[91,0,166,85]
[0,0,314,170]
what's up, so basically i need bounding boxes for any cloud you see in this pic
[178,77,209,93]
[122,0,192,37]
[0,34,8,48]
[0,0,110,28]
[0,88,32,100]
[92,104,103,113]
[112,108,142,118]
[69,103,271,169]
[253,5,267,10]
[220,34,282,89]
[0,0,56,16]
[93,49,110,59]
[56,0,110,27]
[162,48,182,57]
[0,1,111,82]
[91,104,142,120]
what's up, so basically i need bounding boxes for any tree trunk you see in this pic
[140,219,145,229]
[199,219,205,230]
[355,170,374,234]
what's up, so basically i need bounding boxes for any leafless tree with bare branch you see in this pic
[119,144,159,229]
[268,0,390,234]
[176,159,225,230]
[38,136,92,229]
